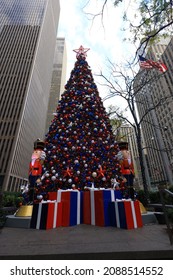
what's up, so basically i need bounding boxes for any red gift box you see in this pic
[109,199,143,229]
[83,189,105,226]
[45,202,55,229]
[57,190,81,227]
[83,191,91,224]
[61,191,71,227]
[48,192,58,201]
[53,202,63,228]
[94,190,105,226]
[30,201,63,230]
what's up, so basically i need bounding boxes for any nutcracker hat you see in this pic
[34,138,45,150]
[118,141,128,150]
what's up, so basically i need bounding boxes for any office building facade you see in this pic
[45,37,67,133]
[117,124,144,189]
[0,0,60,191]
[134,37,173,188]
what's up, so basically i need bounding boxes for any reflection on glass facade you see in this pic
[45,38,67,133]
[0,0,60,191]
[0,0,46,27]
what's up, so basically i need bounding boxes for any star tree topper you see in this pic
[73,45,90,59]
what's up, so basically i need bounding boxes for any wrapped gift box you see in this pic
[94,190,104,226]
[61,191,70,227]
[109,199,143,229]
[83,189,122,226]
[47,189,82,227]
[113,189,122,200]
[83,189,100,225]
[60,190,81,227]
[70,191,81,226]
[53,201,63,228]
[30,201,62,230]
[83,190,91,225]
[48,192,58,201]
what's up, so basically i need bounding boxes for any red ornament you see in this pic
[74,177,79,182]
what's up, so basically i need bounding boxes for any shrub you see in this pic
[0,209,6,228]
[136,188,173,223]
[149,191,161,204]
[167,208,173,224]
[2,192,23,207]
[136,190,149,206]
[137,187,173,206]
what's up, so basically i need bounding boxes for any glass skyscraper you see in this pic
[45,37,67,133]
[0,0,60,191]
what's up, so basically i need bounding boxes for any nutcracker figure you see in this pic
[28,139,46,204]
[118,142,135,199]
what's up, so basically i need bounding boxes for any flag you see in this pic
[139,55,168,73]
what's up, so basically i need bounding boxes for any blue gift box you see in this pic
[69,191,81,226]
[102,190,122,226]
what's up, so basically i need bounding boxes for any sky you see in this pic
[57,0,138,114]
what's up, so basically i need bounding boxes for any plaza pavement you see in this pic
[0,223,173,260]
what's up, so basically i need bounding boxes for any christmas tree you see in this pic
[41,46,121,192]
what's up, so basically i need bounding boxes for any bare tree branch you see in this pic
[83,0,173,60]
[82,0,108,31]
[94,56,171,197]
